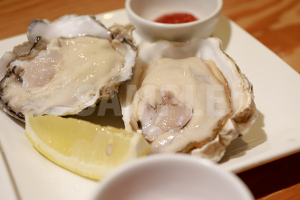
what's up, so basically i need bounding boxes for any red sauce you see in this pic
[154,13,198,24]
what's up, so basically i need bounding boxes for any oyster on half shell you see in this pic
[119,37,258,162]
[0,15,137,121]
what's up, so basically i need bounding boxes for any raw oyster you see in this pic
[0,15,137,121]
[119,37,257,162]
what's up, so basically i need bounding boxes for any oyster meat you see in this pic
[0,15,137,121]
[120,37,257,162]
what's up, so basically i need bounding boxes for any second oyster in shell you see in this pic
[120,37,257,162]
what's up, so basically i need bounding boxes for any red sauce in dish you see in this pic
[154,13,198,24]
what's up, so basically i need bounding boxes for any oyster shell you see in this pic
[120,37,257,162]
[0,15,137,121]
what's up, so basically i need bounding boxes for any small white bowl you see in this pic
[90,154,254,200]
[125,0,223,41]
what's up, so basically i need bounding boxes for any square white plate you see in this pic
[1,9,300,200]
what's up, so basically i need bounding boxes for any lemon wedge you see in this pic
[25,114,151,180]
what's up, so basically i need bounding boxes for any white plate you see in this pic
[1,9,300,200]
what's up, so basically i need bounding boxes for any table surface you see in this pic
[1,0,300,199]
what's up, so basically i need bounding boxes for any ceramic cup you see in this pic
[90,154,254,200]
[125,0,223,41]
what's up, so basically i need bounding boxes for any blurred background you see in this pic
[0,0,299,73]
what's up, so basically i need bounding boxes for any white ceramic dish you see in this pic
[125,0,222,41]
[89,154,254,200]
[0,150,18,200]
[1,9,300,200]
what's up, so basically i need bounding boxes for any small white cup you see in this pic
[125,0,223,41]
[90,154,254,200]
